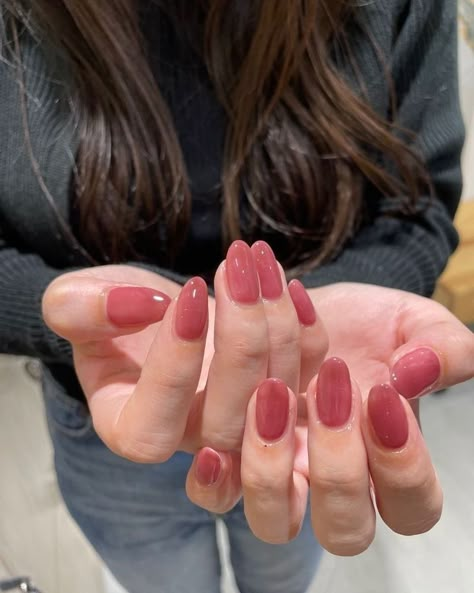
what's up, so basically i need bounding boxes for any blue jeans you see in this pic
[42,368,323,593]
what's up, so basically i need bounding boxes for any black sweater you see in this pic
[0,0,465,374]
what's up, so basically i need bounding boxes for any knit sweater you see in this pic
[0,0,465,378]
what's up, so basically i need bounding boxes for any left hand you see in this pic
[186,283,474,554]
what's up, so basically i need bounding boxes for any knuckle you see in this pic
[107,423,175,464]
[116,437,174,464]
[269,323,300,350]
[227,336,268,370]
[242,467,290,496]
[320,527,375,557]
[381,466,436,499]
[389,497,443,536]
[151,367,196,396]
[313,468,368,501]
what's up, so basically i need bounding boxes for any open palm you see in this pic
[309,282,474,399]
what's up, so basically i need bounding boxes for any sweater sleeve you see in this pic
[301,0,465,296]
[0,232,190,364]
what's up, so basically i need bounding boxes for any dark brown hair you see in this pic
[2,1,429,272]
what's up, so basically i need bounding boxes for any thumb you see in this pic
[43,274,171,345]
[389,302,474,399]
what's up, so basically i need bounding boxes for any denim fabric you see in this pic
[42,369,323,593]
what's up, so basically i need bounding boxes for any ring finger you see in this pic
[362,384,443,535]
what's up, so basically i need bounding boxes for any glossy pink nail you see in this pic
[256,379,289,442]
[251,241,283,300]
[368,384,409,449]
[226,241,260,304]
[175,278,208,340]
[316,358,352,427]
[195,448,221,486]
[288,280,317,326]
[107,287,171,327]
[391,348,441,399]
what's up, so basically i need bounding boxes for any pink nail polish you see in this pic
[288,280,317,326]
[368,384,409,449]
[226,241,260,304]
[251,241,283,300]
[256,379,289,442]
[391,348,441,399]
[107,287,171,327]
[195,448,221,486]
[316,358,352,427]
[175,278,208,340]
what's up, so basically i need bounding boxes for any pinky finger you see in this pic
[186,448,242,514]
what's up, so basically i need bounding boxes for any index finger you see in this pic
[89,278,208,463]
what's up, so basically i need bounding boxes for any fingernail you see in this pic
[226,240,260,304]
[391,348,441,399]
[251,241,283,300]
[288,280,317,326]
[175,278,208,340]
[368,384,409,449]
[196,448,222,486]
[316,358,352,427]
[107,287,171,326]
[256,378,289,442]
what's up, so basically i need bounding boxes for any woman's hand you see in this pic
[42,243,328,461]
[43,264,209,461]
[308,283,474,399]
[186,283,473,554]
[188,359,443,556]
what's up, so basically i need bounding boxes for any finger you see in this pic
[43,275,171,344]
[307,358,376,556]
[241,379,309,544]
[186,449,242,514]
[89,278,208,463]
[288,279,329,393]
[251,242,301,393]
[198,241,269,451]
[389,299,474,398]
[363,384,443,535]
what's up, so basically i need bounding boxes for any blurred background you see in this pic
[1,6,473,593]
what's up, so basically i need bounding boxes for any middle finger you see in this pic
[198,241,269,451]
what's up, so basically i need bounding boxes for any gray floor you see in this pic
[1,354,473,593]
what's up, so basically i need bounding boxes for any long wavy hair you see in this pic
[1,0,429,272]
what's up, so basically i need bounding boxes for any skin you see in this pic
[42,248,474,556]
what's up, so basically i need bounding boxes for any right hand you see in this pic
[42,242,327,463]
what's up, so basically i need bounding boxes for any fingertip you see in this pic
[390,347,442,399]
[288,280,317,327]
[195,447,223,487]
[367,384,409,450]
[106,286,171,327]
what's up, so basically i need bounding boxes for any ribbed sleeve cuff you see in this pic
[0,251,73,364]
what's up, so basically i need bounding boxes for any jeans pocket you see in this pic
[42,363,93,438]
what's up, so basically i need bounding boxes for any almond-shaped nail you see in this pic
[226,240,260,304]
[107,287,171,326]
[251,241,283,300]
[256,378,290,442]
[195,448,222,487]
[317,358,352,427]
[391,348,441,399]
[368,384,409,449]
[288,280,317,326]
[175,278,208,340]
